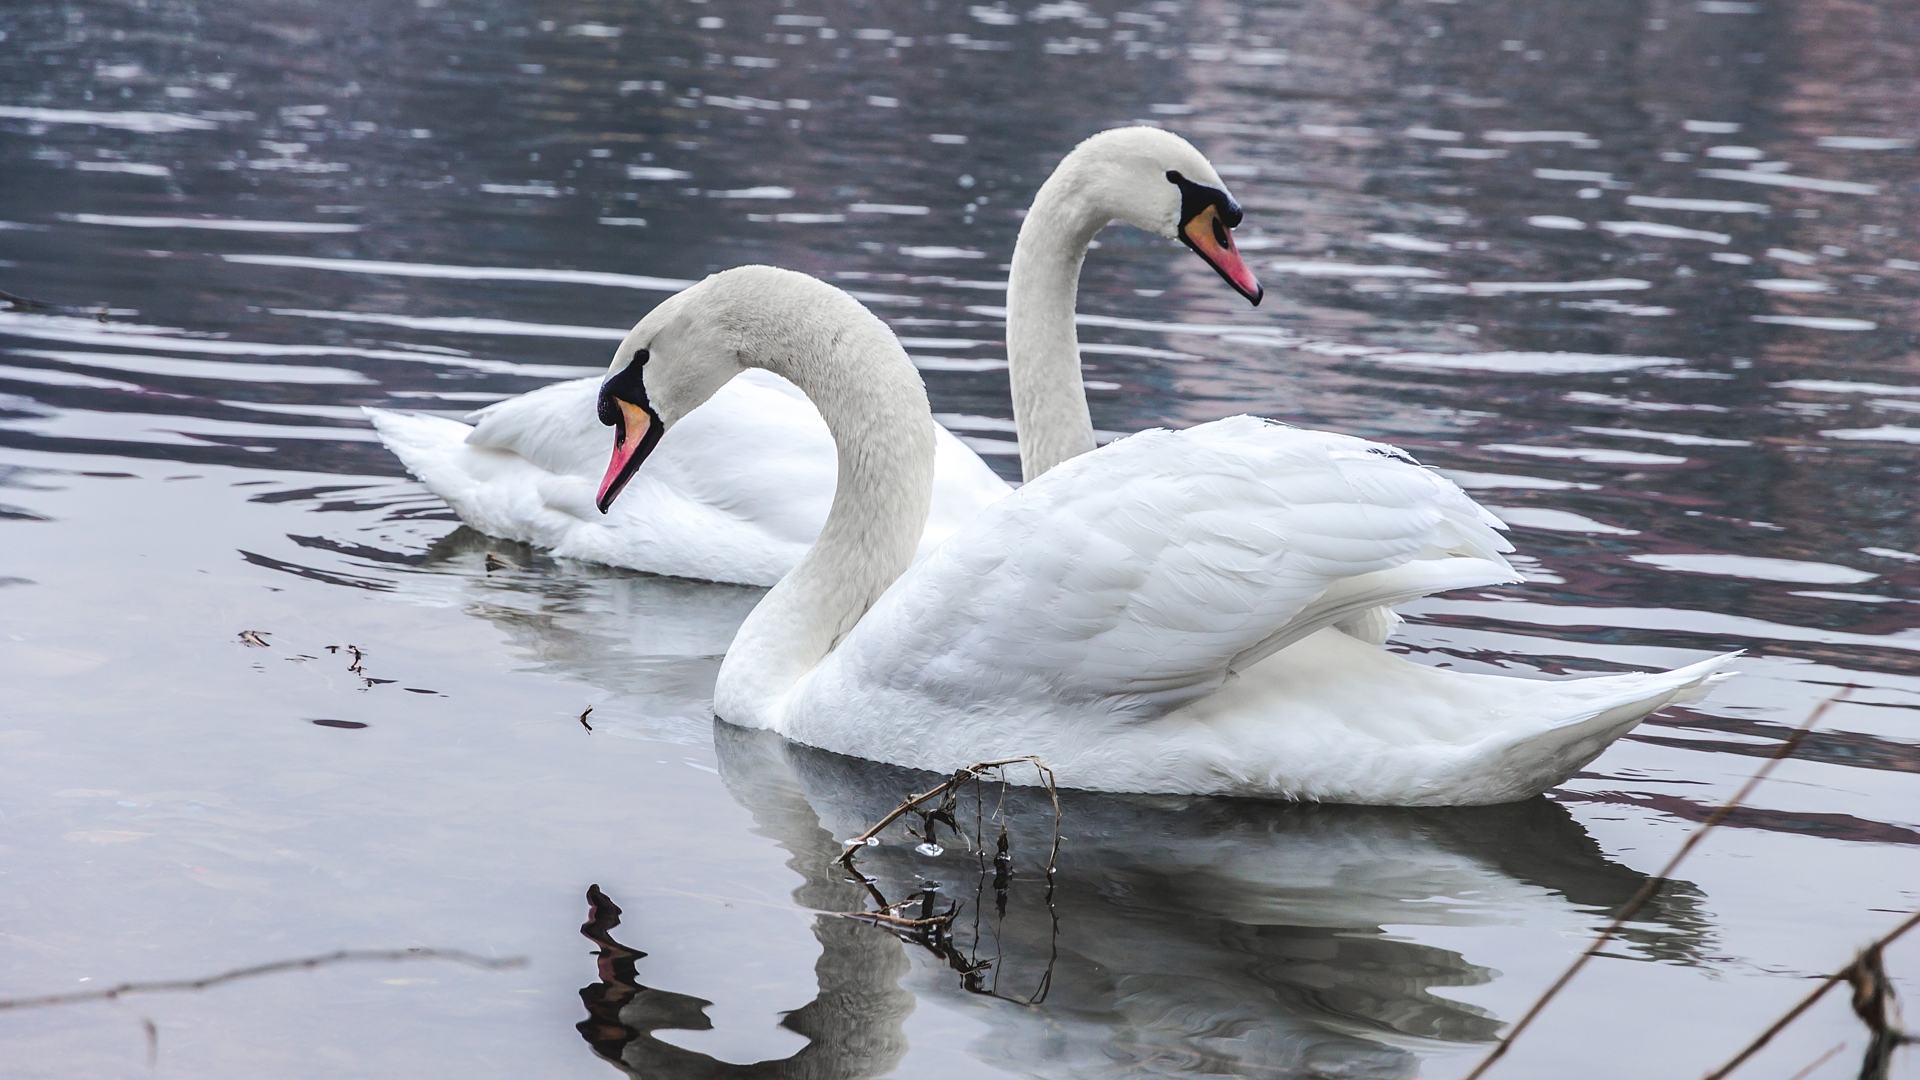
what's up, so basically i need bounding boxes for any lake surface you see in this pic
[1,0,1917,1076]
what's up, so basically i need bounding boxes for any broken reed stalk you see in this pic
[835,755,1060,880]
[0,287,110,321]
[1700,908,1920,1080]
[841,910,958,932]
[1462,689,1850,1080]
[1783,1043,1848,1080]
[0,288,57,311]
[0,948,526,1011]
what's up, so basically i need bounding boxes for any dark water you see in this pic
[1,0,1917,1076]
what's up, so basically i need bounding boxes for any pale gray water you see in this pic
[1,0,1917,1077]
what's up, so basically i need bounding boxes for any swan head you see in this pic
[594,266,892,513]
[1063,127,1263,305]
[592,274,744,512]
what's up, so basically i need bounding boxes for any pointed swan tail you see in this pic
[363,406,474,477]
[362,405,494,514]
[1449,651,1741,805]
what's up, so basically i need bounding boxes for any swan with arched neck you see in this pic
[366,127,1262,585]
[600,265,1737,805]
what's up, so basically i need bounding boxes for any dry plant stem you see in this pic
[1701,908,1920,1080]
[839,910,955,932]
[1783,1042,1847,1080]
[835,755,1060,878]
[0,948,526,1011]
[0,288,57,311]
[1462,689,1850,1080]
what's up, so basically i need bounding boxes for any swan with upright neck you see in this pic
[601,266,1735,805]
[366,127,1260,584]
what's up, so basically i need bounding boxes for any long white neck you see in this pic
[1006,164,1110,483]
[714,312,936,726]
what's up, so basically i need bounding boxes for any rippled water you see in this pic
[2,0,1917,1077]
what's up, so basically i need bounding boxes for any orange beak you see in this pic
[596,397,657,513]
[1181,203,1264,305]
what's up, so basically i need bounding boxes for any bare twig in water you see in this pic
[324,643,366,673]
[237,630,271,648]
[0,288,58,311]
[0,948,525,1011]
[836,756,1060,879]
[1463,689,1850,1080]
[1702,909,1920,1080]
[0,288,112,321]
[1849,941,1910,1080]
[578,706,594,732]
[841,908,958,932]
[834,756,1062,1005]
[1784,1043,1847,1080]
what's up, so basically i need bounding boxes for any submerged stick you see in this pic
[1701,908,1920,1080]
[1463,689,1849,1080]
[0,948,526,1011]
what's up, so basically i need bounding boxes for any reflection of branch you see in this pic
[1702,908,1920,1080]
[0,948,526,1011]
[1466,690,1849,1080]
[835,756,1062,1005]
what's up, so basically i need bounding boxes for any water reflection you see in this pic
[573,724,1709,1079]
[577,883,913,1079]
[5,0,1918,1074]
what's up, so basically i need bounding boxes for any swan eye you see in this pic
[1165,170,1243,232]
[597,349,651,427]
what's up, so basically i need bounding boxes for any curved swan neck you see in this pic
[1007,168,1108,483]
[717,309,936,719]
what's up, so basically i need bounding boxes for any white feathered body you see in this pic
[365,370,1010,585]
[722,416,1733,805]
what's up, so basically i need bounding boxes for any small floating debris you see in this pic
[577,706,594,732]
[309,719,367,730]
[238,630,271,647]
[915,842,945,858]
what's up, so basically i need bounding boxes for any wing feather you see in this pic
[798,416,1515,723]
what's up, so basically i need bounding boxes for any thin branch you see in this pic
[0,948,526,1011]
[834,756,1063,1007]
[835,755,1057,876]
[837,909,957,932]
[0,288,58,311]
[1701,908,1920,1080]
[1783,1042,1847,1080]
[1462,689,1849,1080]
[0,288,110,321]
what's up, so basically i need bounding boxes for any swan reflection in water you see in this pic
[573,724,1711,1080]
[280,527,1714,1077]
[363,530,1712,1076]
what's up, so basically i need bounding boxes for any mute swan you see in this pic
[366,127,1262,585]
[596,266,1735,805]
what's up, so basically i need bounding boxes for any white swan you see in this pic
[599,266,1736,805]
[365,127,1264,585]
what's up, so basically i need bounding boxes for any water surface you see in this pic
[2,0,1917,1077]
